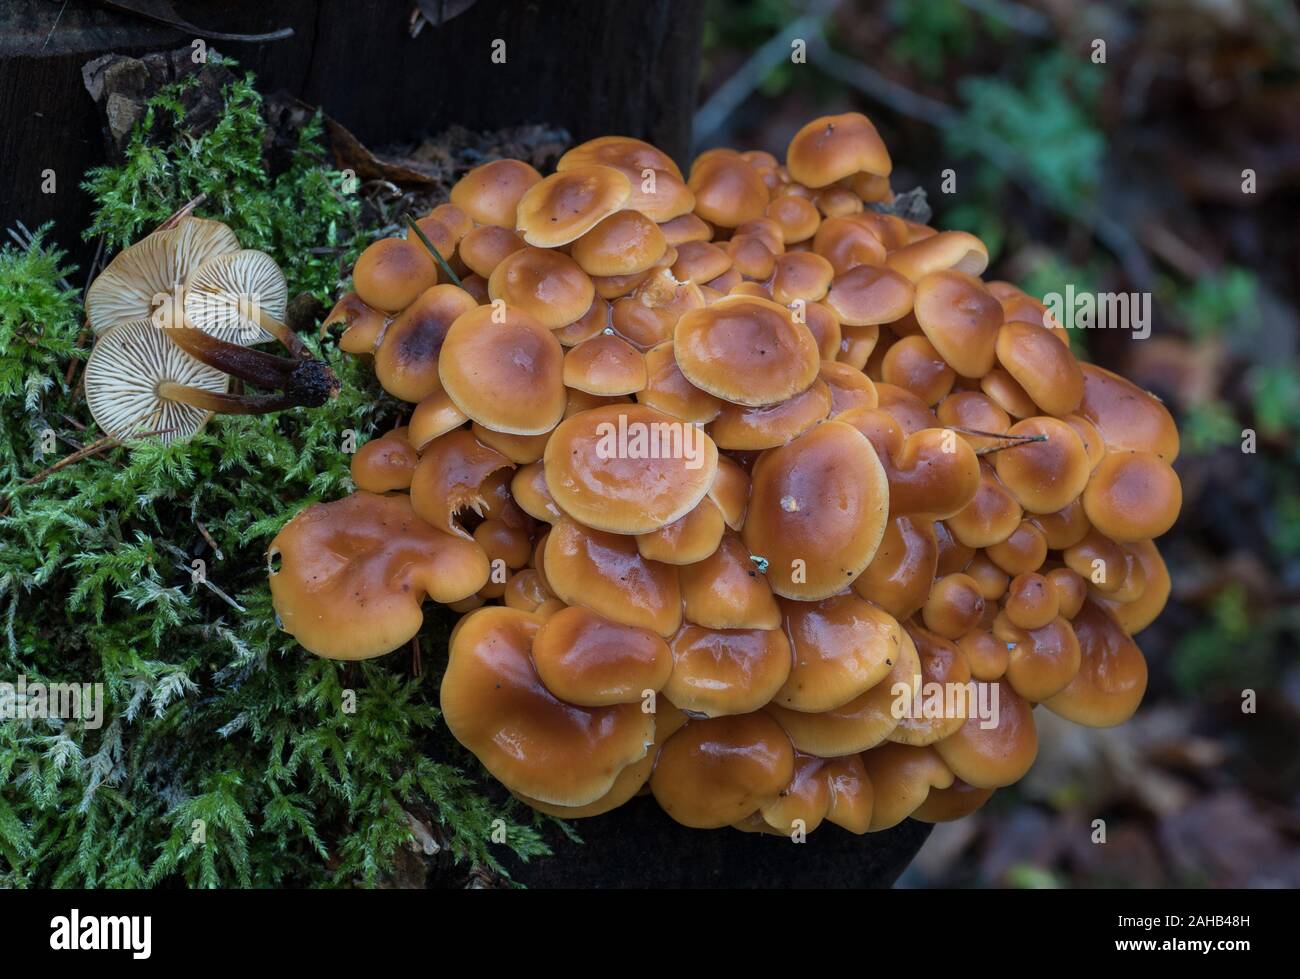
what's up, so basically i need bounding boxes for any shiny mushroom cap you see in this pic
[352,236,439,313]
[663,624,793,717]
[678,531,781,630]
[516,165,633,247]
[913,270,1003,378]
[687,149,771,228]
[1043,599,1148,727]
[531,605,673,706]
[487,246,596,329]
[786,112,892,187]
[1081,450,1182,542]
[450,158,543,228]
[374,284,479,403]
[775,594,903,713]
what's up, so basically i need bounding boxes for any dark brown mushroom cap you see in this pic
[544,516,682,636]
[269,492,489,660]
[350,432,419,493]
[1043,599,1148,727]
[450,159,543,227]
[1077,363,1180,462]
[1081,450,1182,542]
[932,679,1038,788]
[913,270,1003,378]
[440,606,654,807]
[373,284,478,403]
[531,605,673,706]
[741,420,890,600]
[786,112,892,187]
[352,237,439,313]
[774,594,902,713]
[663,624,793,717]
[543,403,719,535]
[650,712,795,828]
[674,296,821,407]
[687,150,771,228]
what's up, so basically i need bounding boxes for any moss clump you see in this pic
[0,67,552,888]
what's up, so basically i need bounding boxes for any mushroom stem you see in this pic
[406,216,464,288]
[162,316,339,407]
[156,382,324,415]
[255,309,309,360]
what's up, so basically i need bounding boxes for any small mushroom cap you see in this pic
[726,233,777,280]
[659,212,713,247]
[470,423,549,465]
[884,231,989,283]
[544,403,719,535]
[852,514,939,621]
[959,629,1010,682]
[707,454,751,530]
[911,778,994,823]
[458,224,526,278]
[353,236,439,312]
[786,112,892,187]
[511,462,564,524]
[374,284,478,403]
[707,378,832,451]
[858,743,954,831]
[995,322,1084,417]
[1081,450,1182,542]
[531,605,673,706]
[544,517,682,636]
[775,595,903,713]
[450,159,543,227]
[1004,616,1082,702]
[1077,363,1180,462]
[350,432,419,492]
[1005,572,1059,630]
[487,246,596,329]
[921,573,986,639]
[1031,497,1092,550]
[409,428,515,539]
[571,209,668,277]
[742,420,890,600]
[933,686,1036,790]
[650,712,795,828]
[563,333,648,396]
[504,568,555,612]
[813,216,887,275]
[269,492,489,660]
[819,361,877,417]
[671,240,733,284]
[888,625,974,746]
[86,217,241,336]
[183,248,288,345]
[637,341,725,423]
[837,324,881,369]
[980,367,1039,419]
[678,531,781,630]
[992,416,1092,514]
[946,463,1024,548]
[687,150,771,228]
[440,606,654,807]
[825,265,915,326]
[768,252,834,306]
[84,318,230,444]
[913,270,1003,378]
[936,390,1011,452]
[636,497,726,565]
[325,292,388,354]
[882,335,955,405]
[407,390,470,450]
[1098,540,1170,634]
[663,624,793,717]
[1043,599,1148,727]
[766,628,921,756]
[986,520,1048,576]
[766,194,822,243]
[674,296,820,407]
[756,752,834,835]
[516,165,633,247]
[438,303,566,435]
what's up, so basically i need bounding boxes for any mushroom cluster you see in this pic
[83,215,338,444]
[270,112,1179,836]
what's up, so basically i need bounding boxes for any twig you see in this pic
[406,216,462,287]
[153,193,208,233]
[195,519,224,561]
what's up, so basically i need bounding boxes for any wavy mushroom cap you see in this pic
[557,135,692,221]
[650,712,795,828]
[663,624,793,717]
[884,231,989,283]
[912,778,995,822]
[742,421,890,600]
[1082,450,1182,542]
[840,415,981,519]
[991,416,1092,514]
[786,112,892,187]
[1077,363,1180,462]
[674,296,820,406]
[544,517,682,635]
[912,270,1003,378]
[450,158,543,227]
[677,531,780,630]
[374,284,478,403]
[707,378,832,451]
[995,322,1084,417]
[635,497,726,565]
[531,605,673,707]
[687,150,771,228]
[768,252,835,306]
[516,165,632,247]
[825,265,915,326]
[543,403,718,534]
[437,303,566,435]
[440,607,654,807]
[269,492,489,659]
[858,743,954,831]
[487,246,595,329]
[325,292,388,354]
[563,332,648,396]
[1004,615,1082,702]
[353,236,439,312]
[457,224,526,278]
[933,679,1038,788]
[350,432,419,492]
[852,514,938,621]
[1043,599,1148,727]
[571,209,668,277]
[1097,540,1170,634]
[409,428,514,539]
[775,595,902,713]
[637,341,724,424]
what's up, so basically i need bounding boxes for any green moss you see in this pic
[1,67,551,888]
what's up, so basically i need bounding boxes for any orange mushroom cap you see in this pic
[373,284,478,403]
[786,112,892,187]
[857,742,953,831]
[409,428,514,540]
[350,431,419,493]
[1077,363,1180,462]
[487,246,596,330]
[1081,450,1182,542]
[352,236,439,313]
[663,624,793,717]
[1043,599,1148,727]
[635,497,726,565]
[825,265,915,326]
[531,604,673,706]
[450,158,543,228]
[913,270,1003,378]
[571,209,668,277]
[995,321,1084,417]
[932,679,1038,789]
[775,594,903,713]
[516,165,633,247]
[687,150,771,228]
